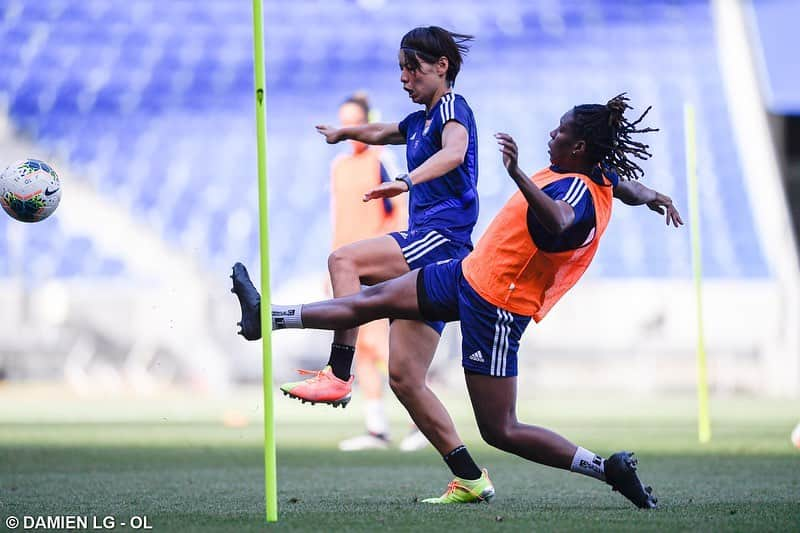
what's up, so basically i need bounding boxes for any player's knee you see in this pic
[477,420,515,451]
[388,370,419,401]
[328,247,356,275]
[388,371,407,398]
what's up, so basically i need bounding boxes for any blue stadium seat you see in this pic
[0,0,770,282]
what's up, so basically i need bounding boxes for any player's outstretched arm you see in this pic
[495,132,576,235]
[316,123,405,145]
[362,121,469,201]
[613,180,684,227]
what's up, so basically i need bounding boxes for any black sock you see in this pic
[327,343,355,381]
[443,445,482,481]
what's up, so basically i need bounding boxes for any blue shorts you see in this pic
[417,259,531,377]
[389,229,472,335]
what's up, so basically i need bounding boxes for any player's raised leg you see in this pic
[277,269,423,331]
[232,236,407,340]
[232,237,410,407]
[322,236,410,379]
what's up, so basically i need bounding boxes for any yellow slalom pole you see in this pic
[684,103,711,444]
[252,0,278,521]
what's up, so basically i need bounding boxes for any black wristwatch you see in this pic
[395,173,413,191]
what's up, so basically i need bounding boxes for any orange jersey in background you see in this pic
[330,146,405,365]
[462,167,614,322]
[330,146,406,249]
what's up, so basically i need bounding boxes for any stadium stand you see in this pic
[0,0,769,283]
[3,0,796,394]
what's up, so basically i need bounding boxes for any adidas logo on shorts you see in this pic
[469,351,485,363]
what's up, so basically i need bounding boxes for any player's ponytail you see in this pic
[400,26,474,86]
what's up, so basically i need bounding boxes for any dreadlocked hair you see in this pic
[571,93,658,181]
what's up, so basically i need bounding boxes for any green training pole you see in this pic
[684,103,711,444]
[252,0,278,521]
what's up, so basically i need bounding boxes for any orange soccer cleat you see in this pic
[279,366,353,408]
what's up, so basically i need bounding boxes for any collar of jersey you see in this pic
[550,165,610,186]
[549,164,609,187]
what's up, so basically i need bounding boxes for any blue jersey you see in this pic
[397,93,478,245]
[527,165,618,252]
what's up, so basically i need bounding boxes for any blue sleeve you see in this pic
[398,112,419,138]
[437,95,471,133]
[541,177,593,226]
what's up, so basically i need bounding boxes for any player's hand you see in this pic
[495,132,520,175]
[363,181,407,202]
[316,124,343,144]
[647,192,684,227]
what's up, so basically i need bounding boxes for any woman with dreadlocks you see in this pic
[266,94,682,507]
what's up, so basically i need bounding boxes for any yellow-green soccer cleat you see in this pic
[421,469,495,504]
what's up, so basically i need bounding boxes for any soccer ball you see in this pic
[0,159,62,222]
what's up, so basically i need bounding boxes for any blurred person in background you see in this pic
[329,92,425,451]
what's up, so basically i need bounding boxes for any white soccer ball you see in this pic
[0,159,62,222]
[791,423,800,449]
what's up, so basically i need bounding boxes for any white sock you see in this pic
[570,446,606,482]
[272,304,303,329]
[365,400,389,437]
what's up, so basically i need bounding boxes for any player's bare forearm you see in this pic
[495,132,574,235]
[406,121,468,186]
[363,123,466,199]
[339,123,405,145]
[613,180,656,206]
[364,145,464,201]
[510,165,575,235]
[407,146,464,186]
[614,180,684,227]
